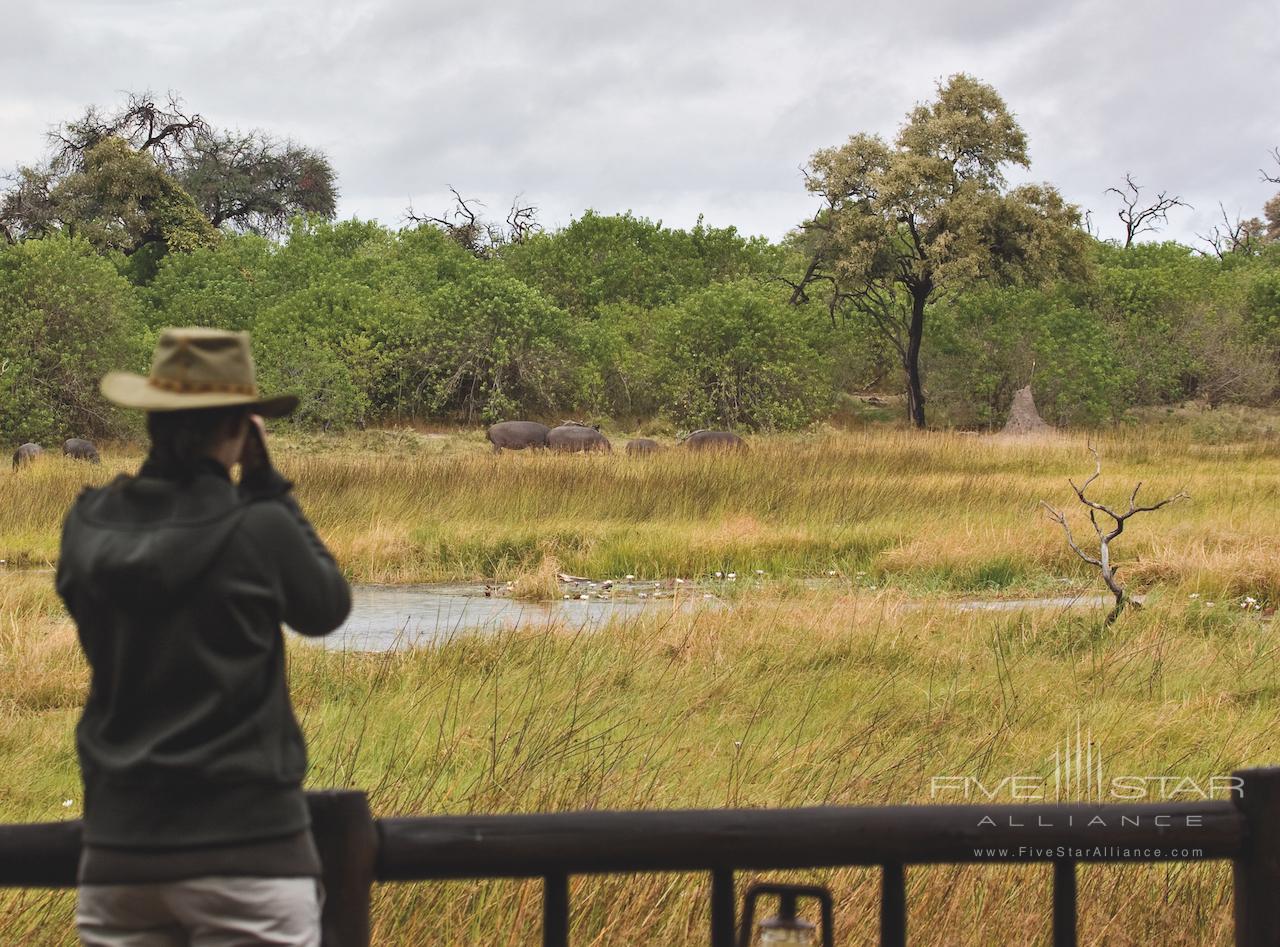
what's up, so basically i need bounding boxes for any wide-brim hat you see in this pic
[101,327,298,418]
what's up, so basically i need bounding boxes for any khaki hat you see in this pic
[101,327,298,417]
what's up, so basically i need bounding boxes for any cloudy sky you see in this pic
[2,0,1277,246]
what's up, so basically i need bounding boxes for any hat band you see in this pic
[148,376,259,397]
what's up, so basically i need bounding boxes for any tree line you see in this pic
[2,80,1279,445]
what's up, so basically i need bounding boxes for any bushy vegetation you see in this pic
[3,219,1280,443]
[3,79,1280,444]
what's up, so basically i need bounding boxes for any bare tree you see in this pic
[1197,202,1266,259]
[407,187,539,256]
[1041,449,1188,625]
[1105,174,1190,248]
[407,186,486,252]
[1261,146,1280,185]
[505,195,541,244]
[1260,148,1280,241]
[50,91,207,174]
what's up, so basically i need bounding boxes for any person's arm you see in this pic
[238,417,351,637]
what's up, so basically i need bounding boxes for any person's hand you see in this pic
[239,414,272,476]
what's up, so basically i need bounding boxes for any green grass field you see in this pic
[6,420,1280,600]
[1,420,1277,943]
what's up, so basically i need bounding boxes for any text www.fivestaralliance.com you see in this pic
[974,847,1204,859]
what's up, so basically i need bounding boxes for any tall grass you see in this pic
[2,421,1276,941]
[5,426,1280,598]
[0,591,1270,944]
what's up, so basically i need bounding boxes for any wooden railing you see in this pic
[2,766,1278,946]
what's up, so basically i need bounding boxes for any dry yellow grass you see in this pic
[0,588,1271,944]
[4,424,1280,600]
[1,420,1277,942]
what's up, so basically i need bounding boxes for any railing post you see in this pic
[710,868,734,947]
[1233,767,1280,946]
[544,873,570,947]
[307,790,378,947]
[1052,859,1077,947]
[880,862,906,947]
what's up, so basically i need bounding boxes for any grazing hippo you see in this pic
[11,443,43,471]
[626,438,663,455]
[63,438,101,464]
[682,430,748,452]
[548,423,612,453]
[486,421,550,453]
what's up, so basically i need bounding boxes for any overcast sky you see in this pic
[2,0,1277,246]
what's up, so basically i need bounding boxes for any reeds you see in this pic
[0,591,1267,943]
[0,422,1273,941]
[5,426,1280,598]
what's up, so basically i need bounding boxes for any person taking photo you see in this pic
[56,328,352,946]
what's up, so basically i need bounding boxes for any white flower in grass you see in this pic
[1207,602,1216,608]
[703,593,714,599]
[62,799,73,808]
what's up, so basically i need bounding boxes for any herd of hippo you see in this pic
[486,421,747,454]
[10,438,100,471]
[11,425,740,469]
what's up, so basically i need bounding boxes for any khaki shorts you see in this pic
[78,876,322,946]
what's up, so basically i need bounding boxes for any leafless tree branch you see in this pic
[406,187,539,257]
[1262,147,1280,185]
[1042,447,1188,624]
[1197,202,1264,259]
[1105,173,1190,248]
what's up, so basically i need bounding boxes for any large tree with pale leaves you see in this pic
[788,74,1089,427]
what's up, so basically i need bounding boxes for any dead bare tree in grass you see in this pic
[1041,449,1189,625]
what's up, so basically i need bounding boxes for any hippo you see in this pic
[11,443,43,471]
[486,421,550,453]
[626,438,663,455]
[548,423,612,453]
[63,438,101,464]
[682,430,748,452]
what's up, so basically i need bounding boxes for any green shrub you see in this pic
[0,236,143,443]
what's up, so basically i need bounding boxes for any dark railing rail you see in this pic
[1,767,1277,946]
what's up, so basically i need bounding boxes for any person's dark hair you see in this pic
[144,407,249,481]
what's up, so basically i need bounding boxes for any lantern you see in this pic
[739,883,834,947]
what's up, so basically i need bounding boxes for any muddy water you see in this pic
[315,583,721,651]
[313,583,1124,652]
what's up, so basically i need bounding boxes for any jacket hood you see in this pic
[62,473,249,607]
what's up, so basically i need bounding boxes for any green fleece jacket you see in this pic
[56,460,351,849]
